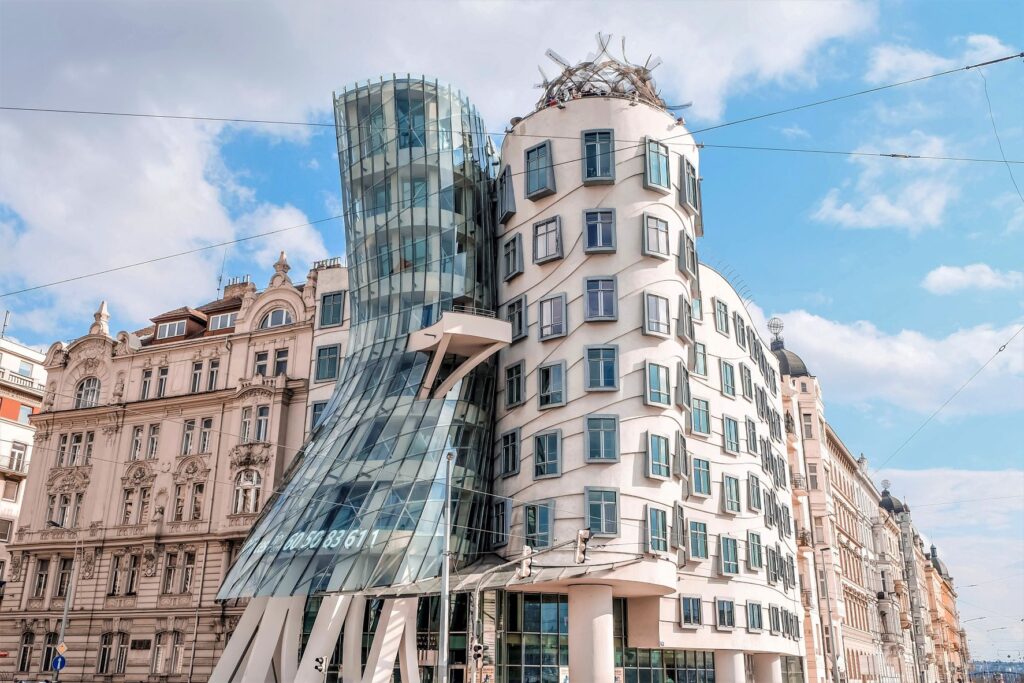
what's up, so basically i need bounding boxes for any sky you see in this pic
[1,0,1022,662]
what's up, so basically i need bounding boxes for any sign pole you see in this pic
[54,533,80,682]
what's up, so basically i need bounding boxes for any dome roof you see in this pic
[929,545,952,580]
[771,340,811,377]
[880,489,909,515]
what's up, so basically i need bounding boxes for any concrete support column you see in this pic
[752,653,783,683]
[568,585,614,683]
[715,651,746,683]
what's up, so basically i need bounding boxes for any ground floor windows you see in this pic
[498,592,569,683]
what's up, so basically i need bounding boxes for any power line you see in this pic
[975,67,1024,205]
[699,142,1023,164]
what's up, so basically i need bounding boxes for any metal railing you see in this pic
[450,305,496,318]
[312,256,345,269]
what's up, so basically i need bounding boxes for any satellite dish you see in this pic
[767,317,784,337]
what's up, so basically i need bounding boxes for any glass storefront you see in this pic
[613,599,716,683]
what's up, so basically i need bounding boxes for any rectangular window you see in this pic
[647,506,668,553]
[689,521,708,559]
[691,398,710,435]
[538,294,566,339]
[681,232,698,278]
[720,361,736,397]
[55,557,73,598]
[714,299,730,335]
[694,343,707,376]
[497,165,516,224]
[2,480,18,502]
[645,362,671,407]
[56,434,68,466]
[504,362,525,409]
[491,500,510,548]
[320,291,346,327]
[676,361,691,409]
[582,130,614,183]
[156,366,168,397]
[525,140,555,199]
[692,296,703,321]
[254,351,269,377]
[505,295,528,341]
[146,425,160,458]
[740,364,753,400]
[748,475,762,511]
[681,596,702,626]
[734,313,747,349]
[671,501,686,547]
[533,431,561,478]
[723,475,741,513]
[274,348,289,376]
[310,403,327,430]
[315,345,341,381]
[162,552,178,594]
[677,296,695,342]
[129,426,143,461]
[644,138,671,191]
[802,413,814,438]
[720,536,739,574]
[190,483,204,521]
[745,418,757,455]
[240,408,252,443]
[537,361,566,408]
[208,311,237,331]
[0,518,12,541]
[255,405,270,442]
[584,209,616,252]
[747,602,763,632]
[584,345,618,391]
[401,176,427,208]
[172,485,185,522]
[748,531,763,569]
[180,419,195,455]
[189,362,203,393]
[524,502,553,548]
[500,429,520,476]
[533,216,562,264]
[586,416,618,462]
[808,463,819,490]
[502,234,523,280]
[647,433,671,479]
[586,488,618,535]
[692,458,711,496]
[207,359,219,391]
[120,489,135,526]
[723,416,740,454]
[716,599,736,630]
[643,292,671,336]
[584,277,617,321]
[680,157,699,211]
[156,320,186,339]
[642,214,670,258]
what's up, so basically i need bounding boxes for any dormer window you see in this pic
[208,312,237,331]
[259,309,293,329]
[156,320,186,339]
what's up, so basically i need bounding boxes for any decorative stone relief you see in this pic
[142,547,158,577]
[112,372,126,402]
[121,462,156,487]
[10,552,25,581]
[81,549,98,579]
[229,442,272,470]
[47,469,91,494]
[173,457,210,485]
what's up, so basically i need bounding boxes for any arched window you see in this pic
[152,631,186,674]
[258,308,293,329]
[17,632,34,673]
[97,632,128,674]
[41,632,59,672]
[74,377,101,408]
[233,470,262,514]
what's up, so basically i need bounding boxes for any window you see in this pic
[41,631,59,672]
[680,158,699,211]
[504,362,524,409]
[734,313,747,349]
[524,502,553,548]
[491,501,510,548]
[647,506,668,553]
[156,320,186,339]
[740,364,753,400]
[198,418,213,453]
[208,311,237,331]
[502,234,523,280]
[584,209,616,252]
[537,362,565,408]
[714,299,730,335]
[645,362,671,406]
[186,361,202,394]
[716,599,736,630]
[692,296,703,321]
[691,398,710,435]
[584,277,617,321]
[642,214,670,258]
[2,480,18,502]
[120,489,135,525]
[56,434,68,467]
[748,475,763,512]
[233,470,262,514]
[259,308,293,329]
[584,345,618,391]
[532,217,562,263]
[720,536,739,574]
[310,402,327,430]
[402,176,427,208]
[33,558,50,598]
[647,433,671,479]
[500,429,520,476]
[207,359,220,391]
[0,518,12,541]
[747,602,763,632]
[533,431,561,478]
[140,368,152,399]
[644,138,670,191]
[681,596,702,626]
[16,359,33,377]
[497,165,516,224]
[802,413,814,438]
[273,348,289,376]
[586,488,618,535]
[582,130,614,183]
[240,407,252,443]
[643,292,670,336]
[681,232,698,278]
[147,424,160,458]
[74,377,100,408]
[808,463,819,490]
[8,442,26,471]
[17,404,31,424]
[694,343,707,376]
[254,351,269,376]
[317,291,346,328]
[153,631,186,675]
[505,295,528,341]
[689,521,708,559]
[676,362,692,409]
[692,458,711,496]
[155,366,168,397]
[255,405,270,442]
[536,296,569,342]
[524,140,555,199]
[189,483,204,521]
[315,345,341,381]
[723,416,740,454]
[586,415,618,462]
[723,475,741,513]
[720,361,736,397]
[748,531,763,569]
[18,632,34,673]
[677,296,695,342]
[745,418,757,455]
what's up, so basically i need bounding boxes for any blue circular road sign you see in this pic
[52,654,67,671]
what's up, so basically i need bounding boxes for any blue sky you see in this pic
[1,0,1021,659]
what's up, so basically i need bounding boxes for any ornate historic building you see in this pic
[0,254,348,681]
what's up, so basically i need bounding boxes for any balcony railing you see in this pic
[450,304,496,318]
[0,368,45,394]
[791,472,807,491]
[0,456,28,475]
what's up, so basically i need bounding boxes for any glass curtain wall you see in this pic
[219,75,498,598]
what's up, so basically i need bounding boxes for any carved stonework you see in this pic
[81,549,98,579]
[142,547,158,577]
[229,442,272,470]
[10,552,25,581]
[112,372,126,402]
[173,457,210,485]
[157,594,193,609]
[47,468,91,494]
[121,462,156,487]
[105,595,138,609]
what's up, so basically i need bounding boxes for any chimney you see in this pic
[223,275,255,299]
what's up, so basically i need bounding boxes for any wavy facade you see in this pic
[218,75,499,599]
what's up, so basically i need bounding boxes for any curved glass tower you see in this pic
[219,75,498,598]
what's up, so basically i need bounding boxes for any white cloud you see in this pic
[780,124,811,139]
[767,309,1024,414]
[921,263,1024,294]
[865,33,1016,84]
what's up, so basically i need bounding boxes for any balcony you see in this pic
[801,589,813,609]
[0,367,45,395]
[797,529,813,548]
[881,632,900,645]
[791,472,807,492]
[0,455,28,479]
[408,307,511,399]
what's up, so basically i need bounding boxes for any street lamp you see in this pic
[46,520,81,682]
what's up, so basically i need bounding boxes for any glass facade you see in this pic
[219,75,498,598]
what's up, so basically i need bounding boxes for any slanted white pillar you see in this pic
[210,596,269,683]
[342,595,367,683]
[752,653,783,683]
[295,594,353,683]
[241,595,304,682]
[715,650,747,683]
[568,585,614,683]
[361,598,418,683]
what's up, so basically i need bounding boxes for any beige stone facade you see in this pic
[0,254,348,681]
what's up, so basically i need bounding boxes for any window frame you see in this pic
[583,276,618,322]
[646,505,669,554]
[504,361,526,409]
[680,157,700,212]
[581,129,615,184]
[537,293,567,341]
[644,361,672,407]
[505,294,528,342]
[747,530,764,570]
[319,291,346,328]
[502,233,524,281]
[691,458,711,497]
[524,500,554,548]
[532,216,563,264]
[722,474,741,514]
[719,535,740,575]
[537,360,566,409]
[688,520,709,560]
[690,397,710,435]
[314,344,341,382]
[584,414,620,463]
[491,499,512,548]
[583,209,617,253]
[583,344,619,392]
[533,429,562,479]
[747,601,764,633]
[643,291,671,337]
[641,212,671,259]
[680,595,703,628]
[720,360,736,397]
[713,298,730,336]
[723,415,741,454]
[156,320,187,340]
[715,598,736,631]
[524,140,556,200]
[497,165,517,224]
[499,428,521,477]
[584,486,620,537]
[643,137,671,193]
[646,432,671,480]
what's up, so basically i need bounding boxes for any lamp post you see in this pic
[47,520,81,683]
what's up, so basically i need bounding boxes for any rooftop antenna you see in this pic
[0,311,10,339]
[216,246,229,298]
